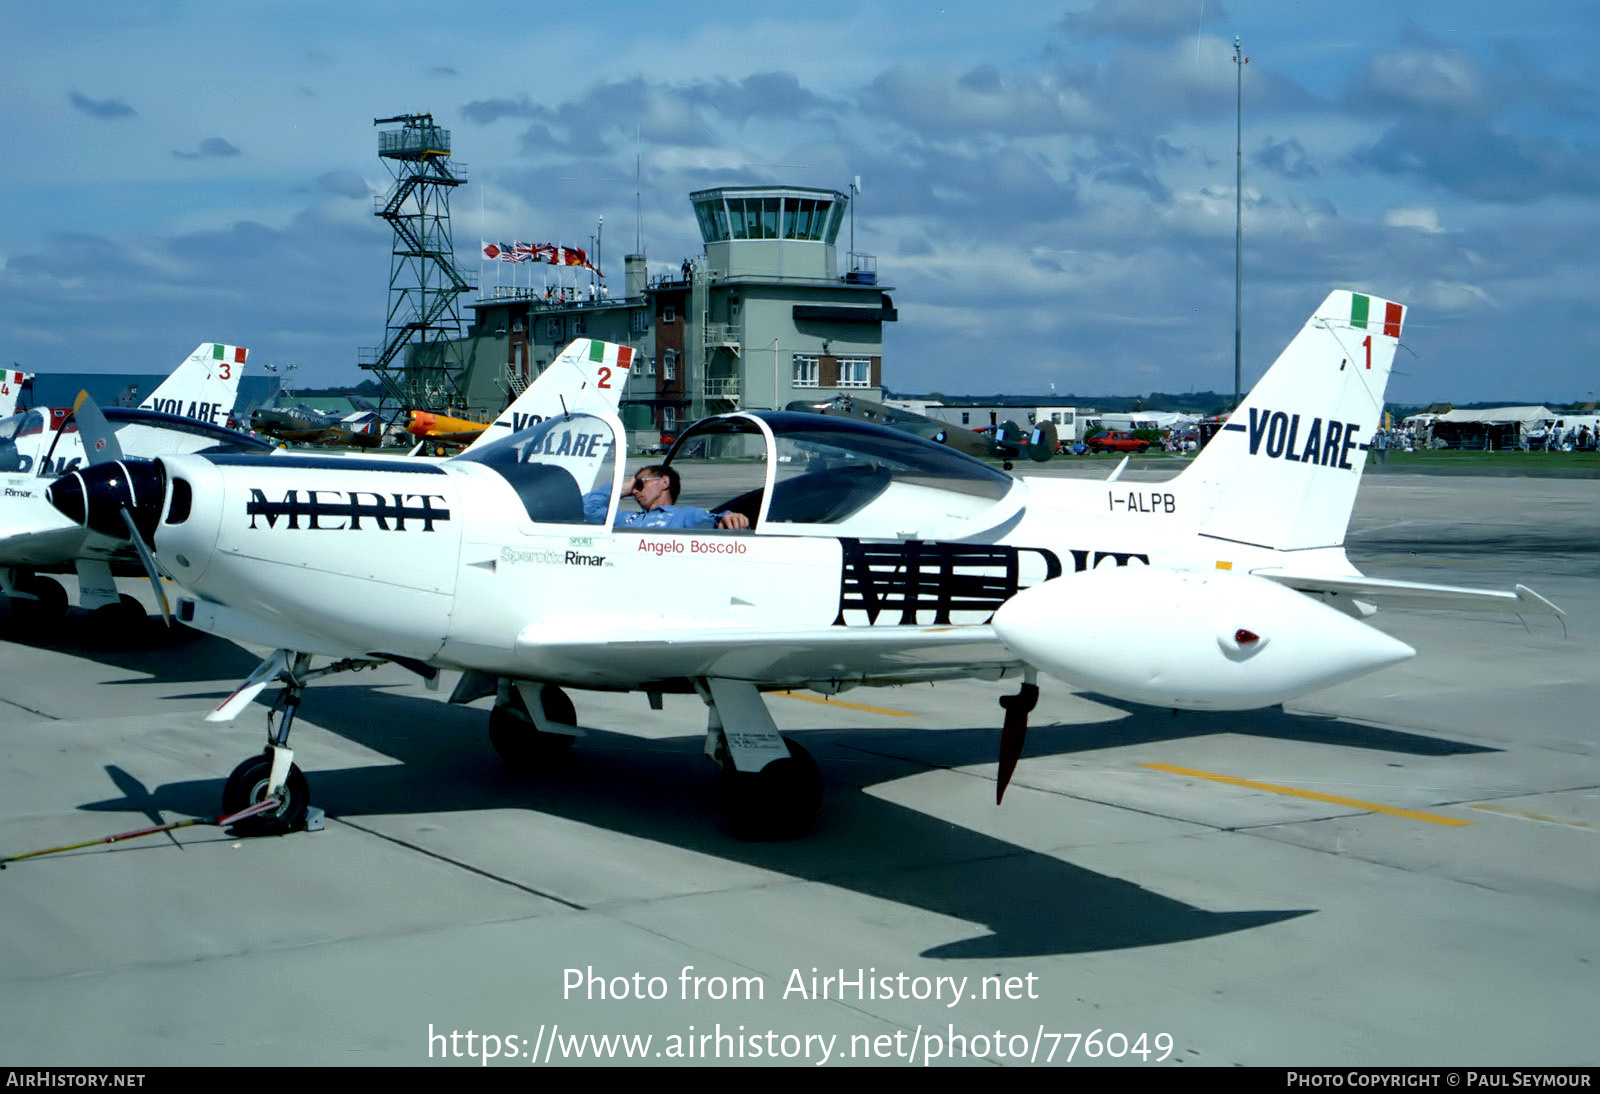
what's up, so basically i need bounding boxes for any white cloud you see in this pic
[1384,205,1444,233]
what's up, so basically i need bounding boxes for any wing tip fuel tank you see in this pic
[991,568,1415,711]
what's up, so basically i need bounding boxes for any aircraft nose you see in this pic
[47,459,167,542]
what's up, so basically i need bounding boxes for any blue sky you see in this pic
[5,0,1598,405]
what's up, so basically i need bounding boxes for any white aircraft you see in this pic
[48,293,1560,839]
[1,343,259,627]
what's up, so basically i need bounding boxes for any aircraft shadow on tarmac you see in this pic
[0,610,268,686]
[73,683,1497,959]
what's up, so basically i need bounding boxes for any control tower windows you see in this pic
[694,191,844,243]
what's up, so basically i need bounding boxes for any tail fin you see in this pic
[1183,290,1405,552]
[140,343,247,428]
[0,368,33,418]
[462,338,635,453]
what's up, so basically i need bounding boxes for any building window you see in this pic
[573,317,586,336]
[837,357,870,388]
[961,412,970,425]
[663,305,676,324]
[662,405,678,430]
[631,309,648,334]
[643,354,655,378]
[792,355,819,388]
[664,350,678,380]
[545,319,563,340]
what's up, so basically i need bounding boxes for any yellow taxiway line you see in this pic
[1469,803,1592,829]
[1141,763,1472,827]
[773,691,917,717]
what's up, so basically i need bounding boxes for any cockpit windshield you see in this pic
[453,412,619,525]
[666,411,1015,531]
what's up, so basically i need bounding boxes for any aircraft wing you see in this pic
[512,621,1016,688]
[1253,569,1564,618]
[0,507,88,567]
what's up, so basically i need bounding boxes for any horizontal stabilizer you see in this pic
[1254,571,1565,618]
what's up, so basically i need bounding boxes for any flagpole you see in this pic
[1233,35,1247,410]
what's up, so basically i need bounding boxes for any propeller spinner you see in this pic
[46,454,174,626]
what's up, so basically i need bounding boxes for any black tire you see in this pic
[222,752,311,836]
[9,575,68,630]
[489,685,576,775]
[721,738,823,842]
[90,594,148,638]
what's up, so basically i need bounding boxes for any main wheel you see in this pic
[221,752,310,836]
[90,594,148,639]
[489,685,576,775]
[8,575,67,630]
[721,738,823,842]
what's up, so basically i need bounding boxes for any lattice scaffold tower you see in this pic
[360,113,475,415]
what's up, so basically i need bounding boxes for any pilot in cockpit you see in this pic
[584,464,750,530]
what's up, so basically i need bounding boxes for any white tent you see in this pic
[1434,406,1555,426]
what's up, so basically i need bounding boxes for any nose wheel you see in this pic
[222,751,310,836]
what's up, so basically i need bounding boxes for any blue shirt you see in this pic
[616,504,719,529]
[582,488,718,529]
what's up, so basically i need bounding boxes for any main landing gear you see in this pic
[488,681,578,775]
[482,676,819,839]
[4,573,67,630]
[702,678,822,841]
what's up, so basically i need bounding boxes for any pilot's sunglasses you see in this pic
[630,476,659,492]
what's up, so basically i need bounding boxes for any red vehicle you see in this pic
[1085,429,1150,453]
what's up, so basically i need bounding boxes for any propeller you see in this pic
[1027,420,1059,462]
[49,393,173,626]
[994,677,1039,805]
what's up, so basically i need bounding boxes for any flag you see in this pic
[482,240,504,260]
[1350,293,1404,339]
[543,243,599,274]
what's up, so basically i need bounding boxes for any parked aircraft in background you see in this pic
[51,295,1560,843]
[251,397,383,449]
[786,393,1056,468]
[2,343,262,628]
[406,409,490,450]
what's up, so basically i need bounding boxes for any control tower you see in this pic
[360,113,475,414]
[668,185,893,423]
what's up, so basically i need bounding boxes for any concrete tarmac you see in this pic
[0,467,1594,1067]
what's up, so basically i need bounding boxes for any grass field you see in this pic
[1055,445,1600,476]
[1376,447,1600,472]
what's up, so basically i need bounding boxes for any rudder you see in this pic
[1183,290,1405,552]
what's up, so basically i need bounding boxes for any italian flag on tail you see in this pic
[587,338,633,371]
[210,343,248,364]
[1350,294,1404,339]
